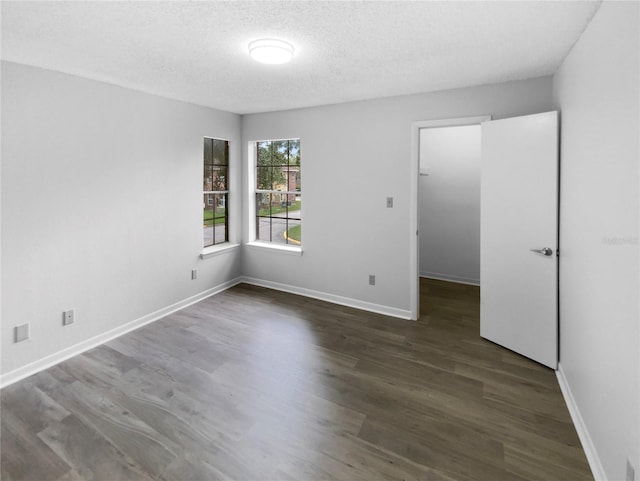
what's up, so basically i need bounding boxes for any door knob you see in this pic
[530,247,553,256]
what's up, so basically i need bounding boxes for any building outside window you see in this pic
[203,138,229,247]
[255,139,301,245]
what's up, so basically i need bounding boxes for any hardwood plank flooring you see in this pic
[1,279,593,480]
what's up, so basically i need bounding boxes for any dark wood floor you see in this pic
[1,279,592,481]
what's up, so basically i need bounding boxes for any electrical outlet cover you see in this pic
[15,323,29,342]
[63,309,75,326]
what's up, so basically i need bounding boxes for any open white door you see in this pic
[480,111,558,369]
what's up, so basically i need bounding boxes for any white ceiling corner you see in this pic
[1,1,601,114]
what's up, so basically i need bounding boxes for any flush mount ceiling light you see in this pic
[248,39,294,65]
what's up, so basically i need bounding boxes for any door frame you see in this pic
[409,115,491,320]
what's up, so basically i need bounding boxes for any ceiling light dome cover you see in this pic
[249,39,294,64]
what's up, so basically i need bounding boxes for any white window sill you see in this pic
[246,241,303,256]
[200,243,240,259]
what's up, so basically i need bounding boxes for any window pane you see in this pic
[214,222,227,244]
[289,139,300,166]
[285,219,301,245]
[256,192,272,217]
[256,217,271,242]
[256,166,272,190]
[273,140,288,164]
[204,227,213,247]
[203,202,214,247]
[212,139,228,165]
[203,164,213,191]
[272,197,301,219]
[257,141,271,166]
[269,217,288,245]
[204,138,213,165]
[256,193,272,243]
[204,194,228,247]
[267,217,302,245]
[211,166,228,191]
[270,193,287,217]
[271,166,286,190]
[288,167,300,192]
[213,194,227,220]
[204,202,214,225]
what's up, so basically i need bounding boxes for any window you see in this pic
[255,139,301,246]
[203,138,229,247]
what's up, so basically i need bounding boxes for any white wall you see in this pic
[0,66,553,379]
[242,77,553,316]
[552,2,639,480]
[419,125,481,285]
[1,62,243,380]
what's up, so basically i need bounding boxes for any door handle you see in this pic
[530,247,553,256]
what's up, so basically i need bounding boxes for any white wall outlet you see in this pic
[191,269,198,280]
[15,323,29,343]
[369,275,376,286]
[63,309,75,326]
[386,197,394,208]
[627,459,635,481]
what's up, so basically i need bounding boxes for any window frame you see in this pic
[247,138,302,255]
[203,137,230,249]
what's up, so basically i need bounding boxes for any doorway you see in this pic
[419,124,481,285]
[409,116,490,320]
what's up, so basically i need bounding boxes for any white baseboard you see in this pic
[241,276,413,320]
[1,276,411,388]
[0,277,243,389]
[420,272,480,286]
[556,364,606,481]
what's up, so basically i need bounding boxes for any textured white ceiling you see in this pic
[1,1,600,114]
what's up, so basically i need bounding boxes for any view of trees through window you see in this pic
[256,139,301,245]
[203,138,229,247]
